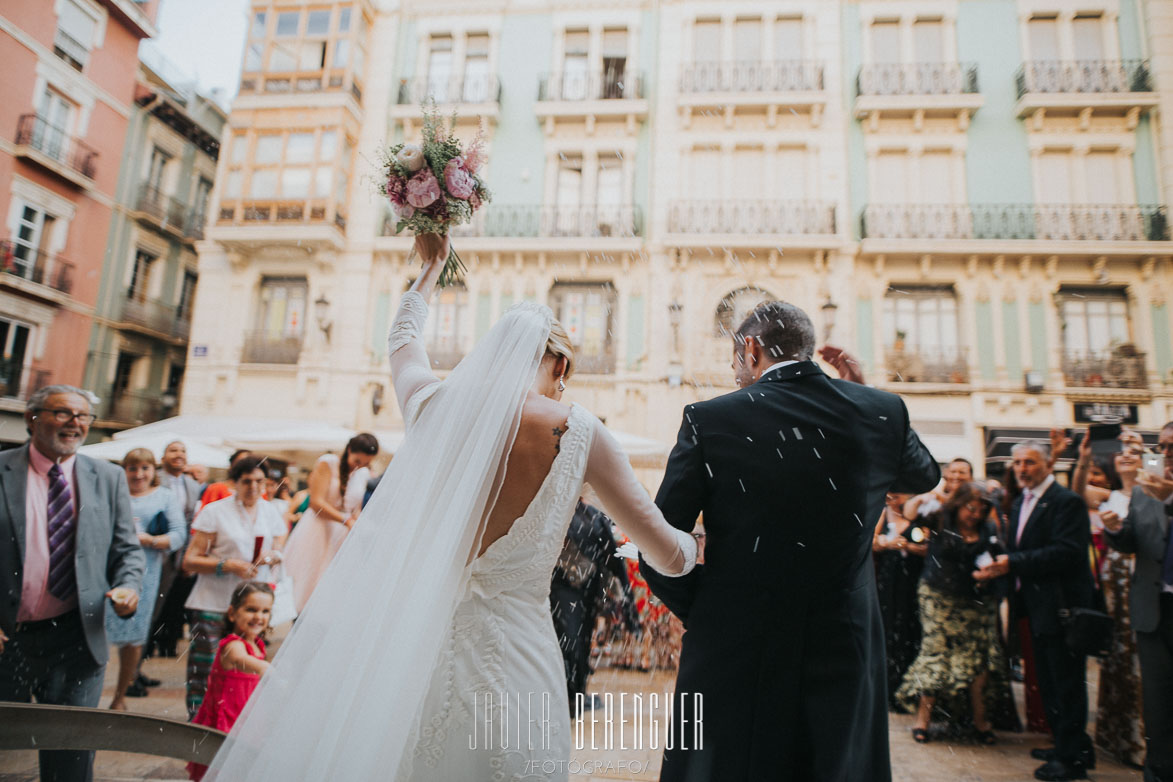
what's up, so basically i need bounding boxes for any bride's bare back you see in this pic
[477,394,570,557]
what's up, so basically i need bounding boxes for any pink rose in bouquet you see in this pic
[406,170,441,208]
[443,158,476,199]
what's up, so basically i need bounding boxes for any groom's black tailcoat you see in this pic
[640,361,940,782]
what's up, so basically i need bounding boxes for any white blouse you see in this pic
[185,496,288,613]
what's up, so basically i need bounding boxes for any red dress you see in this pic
[187,634,266,781]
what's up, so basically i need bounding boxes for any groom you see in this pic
[640,301,940,782]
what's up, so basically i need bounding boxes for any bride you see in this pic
[205,235,697,781]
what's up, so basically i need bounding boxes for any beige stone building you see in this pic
[183,0,1173,480]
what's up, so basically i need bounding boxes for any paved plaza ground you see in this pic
[0,628,1146,781]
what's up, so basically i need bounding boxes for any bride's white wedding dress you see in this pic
[205,292,695,781]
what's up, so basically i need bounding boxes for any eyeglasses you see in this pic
[36,408,96,425]
[1158,442,1173,454]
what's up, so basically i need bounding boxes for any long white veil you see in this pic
[205,301,553,781]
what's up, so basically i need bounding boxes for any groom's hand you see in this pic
[818,345,866,385]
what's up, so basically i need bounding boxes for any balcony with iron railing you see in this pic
[215,200,347,249]
[1015,60,1156,116]
[119,297,191,342]
[13,114,98,187]
[383,204,643,240]
[106,390,166,426]
[860,203,1170,243]
[884,346,970,384]
[242,331,302,365]
[680,61,824,95]
[0,240,75,298]
[239,68,360,101]
[667,200,836,237]
[396,74,502,107]
[535,70,648,125]
[1062,347,1148,390]
[133,183,188,238]
[854,62,982,119]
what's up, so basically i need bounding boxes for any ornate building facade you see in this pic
[184,0,1173,477]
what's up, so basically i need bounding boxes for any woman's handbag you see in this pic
[144,510,170,537]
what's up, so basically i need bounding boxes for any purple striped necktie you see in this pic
[47,462,77,601]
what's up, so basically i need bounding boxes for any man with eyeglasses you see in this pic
[1102,420,1173,782]
[0,384,144,782]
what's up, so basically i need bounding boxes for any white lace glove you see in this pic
[388,290,427,356]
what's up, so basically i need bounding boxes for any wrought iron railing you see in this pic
[107,390,166,424]
[386,204,644,239]
[242,331,302,364]
[398,74,502,104]
[120,297,190,340]
[0,240,75,294]
[135,183,188,234]
[186,210,207,240]
[857,62,979,96]
[1016,60,1153,97]
[860,203,1170,241]
[538,70,645,101]
[885,346,970,384]
[15,114,98,180]
[679,61,824,93]
[1062,350,1147,389]
[668,200,836,234]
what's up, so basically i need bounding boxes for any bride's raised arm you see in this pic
[583,417,697,577]
[387,235,448,418]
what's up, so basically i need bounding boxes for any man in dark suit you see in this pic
[0,385,145,782]
[1102,420,1173,782]
[976,440,1094,781]
[640,301,940,782]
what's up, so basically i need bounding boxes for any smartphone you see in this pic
[1143,453,1166,477]
[1088,423,1123,455]
[974,551,994,570]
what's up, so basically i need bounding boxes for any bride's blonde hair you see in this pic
[545,320,574,380]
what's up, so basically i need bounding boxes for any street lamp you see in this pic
[314,294,332,342]
[667,300,684,386]
[821,296,838,343]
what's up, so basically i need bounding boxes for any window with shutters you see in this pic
[54,0,100,71]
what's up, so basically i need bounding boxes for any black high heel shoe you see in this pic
[912,727,930,744]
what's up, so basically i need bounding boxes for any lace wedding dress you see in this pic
[205,292,694,782]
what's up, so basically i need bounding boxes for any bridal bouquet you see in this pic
[381,104,491,287]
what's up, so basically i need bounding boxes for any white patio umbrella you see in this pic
[80,431,232,468]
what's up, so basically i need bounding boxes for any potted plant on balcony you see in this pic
[887,331,912,382]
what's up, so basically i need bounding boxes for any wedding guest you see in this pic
[147,441,202,661]
[0,384,144,782]
[285,487,310,530]
[897,482,1006,744]
[106,449,186,710]
[182,456,286,718]
[1102,420,1173,782]
[873,491,927,711]
[551,499,636,710]
[1089,446,1144,767]
[904,458,974,519]
[198,450,252,510]
[186,463,210,500]
[282,434,378,612]
[187,581,273,782]
[975,440,1095,780]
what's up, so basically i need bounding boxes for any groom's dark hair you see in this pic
[735,301,816,362]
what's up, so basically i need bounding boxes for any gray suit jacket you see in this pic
[162,471,201,525]
[1105,487,1171,634]
[0,444,145,665]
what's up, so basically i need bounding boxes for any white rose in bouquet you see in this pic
[396,143,426,173]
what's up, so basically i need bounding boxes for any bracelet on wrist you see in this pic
[215,559,227,577]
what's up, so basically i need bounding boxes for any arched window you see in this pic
[714,286,774,338]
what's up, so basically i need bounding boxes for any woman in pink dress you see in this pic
[282,434,378,612]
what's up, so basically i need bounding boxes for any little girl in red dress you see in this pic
[187,581,274,781]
